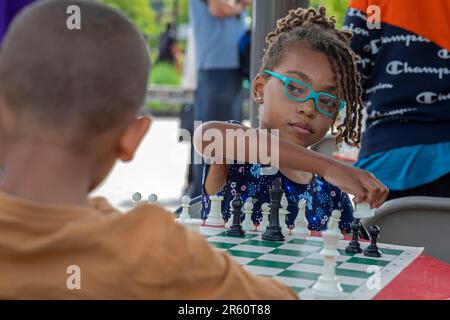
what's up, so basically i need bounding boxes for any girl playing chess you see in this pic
[194,6,388,232]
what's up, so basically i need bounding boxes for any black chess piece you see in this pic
[262,178,285,242]
[345,219,363,253]
[226,194,245,237]
[363,225,382,257]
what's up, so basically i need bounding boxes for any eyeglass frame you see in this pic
[264,69,346,117]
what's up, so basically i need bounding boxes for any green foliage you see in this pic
[98,0,159,43]
[178,0,189,24]
[98,0,189,49]
[150,62,181,86]
[310,0,349,28]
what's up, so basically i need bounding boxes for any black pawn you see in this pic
[345,219,363,253]
[226,194,245,237]
[364,225,382,258]
[262,178,285,242]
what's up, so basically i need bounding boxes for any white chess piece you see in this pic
[242,199,254,231]
[132,192,142,203]
[148,194,158,203]
[258,202,270,231]
[354,203,374,219]
[292,199,310,236]
[312,216,344,300]
[279,194,289,234]
[179,195,191,220]
[205,195,225,226]
[328,210,343,239]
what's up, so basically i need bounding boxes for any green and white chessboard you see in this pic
[201,226,423,300]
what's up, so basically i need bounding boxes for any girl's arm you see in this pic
[193,121,388,208]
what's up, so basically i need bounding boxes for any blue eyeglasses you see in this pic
[264,69,346,117]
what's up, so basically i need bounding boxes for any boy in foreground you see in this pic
[0,0,297,299]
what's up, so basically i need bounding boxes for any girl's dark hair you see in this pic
[260,6,363,147]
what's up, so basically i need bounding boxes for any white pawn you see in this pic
[148,194,158,203]
[258,202,270,231]
[279,194,289,234]
[242,199,254,231]
[206,195,225,227]
[292,199,310,236]
[179,195,191,220]
[328,210,343,240]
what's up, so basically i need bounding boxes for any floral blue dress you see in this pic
[200,162,355,232]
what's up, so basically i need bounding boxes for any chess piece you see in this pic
[148,194,158,203]
[328,210,343,240]
[262,178,285,242]
[179,195,191,220]
[312,221,344,299]
[292,199,310,236]
[346,203,373,254]
[205,195,225,226]
[363,225,382,257]
[279,194,289,234]
[242,199,254,231]
[354,203,374,219]
[345,219,363,254]
[258,203,270,231]
[132,192,142,202]
[226,194,245,237]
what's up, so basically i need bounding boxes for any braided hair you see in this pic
[260,6,364,147]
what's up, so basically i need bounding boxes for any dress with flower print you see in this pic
[201,159,354,232]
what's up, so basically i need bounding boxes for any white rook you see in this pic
[206,195,225,227]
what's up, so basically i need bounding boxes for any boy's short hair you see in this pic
[0,0,150,150]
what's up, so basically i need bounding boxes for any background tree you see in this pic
[98,0,159,45]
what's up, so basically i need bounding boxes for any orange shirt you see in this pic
[0,191,297,299]
[349,0,450,51]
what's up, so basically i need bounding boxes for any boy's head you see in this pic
[252,6,363,148]
[0,0,151,189]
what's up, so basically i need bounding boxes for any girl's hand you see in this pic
[321,161,389,208]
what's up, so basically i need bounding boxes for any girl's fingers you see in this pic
[364,178,388,208]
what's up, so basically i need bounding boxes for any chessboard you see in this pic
[201,225,423,300]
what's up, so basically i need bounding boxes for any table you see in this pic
[200,226,450,300]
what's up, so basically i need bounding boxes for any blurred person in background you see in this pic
[187,0,251,198]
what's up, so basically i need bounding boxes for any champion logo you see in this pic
[347,8,367,21]
[438,49,450,59]
[416,91,450,104]
[342,23,370,37]
[368,35,430,54]
[365,83,394,94]
[386,61,450,79]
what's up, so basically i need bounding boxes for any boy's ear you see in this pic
[252,73,266,104]
[117,116,152,162]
